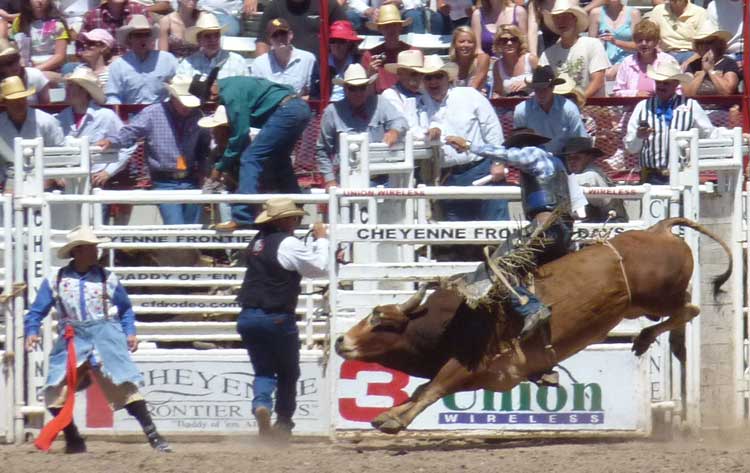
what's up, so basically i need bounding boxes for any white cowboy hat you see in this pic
[333,63,378,86]
[366,4,412,31]
[646,62,693,84]
[553,73,585,108]
[64,66,106,105]
[116,14,158,45]
[0,76,35,101]
[165,75,201,108]
[198,105,228,128]
[420,55,458,81]
[254,198,308,225]
[691,23,732,46]
[185,12,228,45]
[384,50,428,74]
[58,226,111,259]
[543,0,590,35]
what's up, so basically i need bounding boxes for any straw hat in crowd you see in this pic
[367,4,412,31]
[543,0,590,35]
[0,76,35,101]
[117,14,158,45]
[64,67,106,105]
[186,12,228,45]
[333,63,378,86]
[165,76,201,108]
[58,226,111,259]
[420,54,458,81]
[384,50,428,74]
[646,61,693,84]
[254,198,307,225]
[691,22,732,48]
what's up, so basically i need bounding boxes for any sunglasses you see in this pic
[82,41,105,50]
[498,36,519,44]
[423,73,446,81]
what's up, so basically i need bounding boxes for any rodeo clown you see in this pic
[24,226,171,454]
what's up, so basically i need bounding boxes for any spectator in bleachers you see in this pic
[561,136,628,223]
[682,25,739,96]
[0,39,51,104]
[250,18,317,97]
[105,15,177,104]
[624,61,714,185]
[56,67,133,189]
[324,20,362,102]
[0,1,19,23]
[198,0,255,36]
[402,0,444,34]
[344,0,378,34]
[513,65,588,154]
[383,49,428,136]
[210,76,312,231]
[491,24,536,97]
[472,0,527,56]
[362,4,414,93]
[99,76,209,224]
[449,26,490,91]
[707,0,743,67]
[0,76,64,190]
[75,29,115,87]
[2,0,70,73]
[587,0,640,79]
[644,0,708,65]
[540,0,609,97]
[433,0,474,34]
[553,73,596,138]
[527,0,558,56]
[255,0,346,58]
[79,0,151,58]
[158,0,200,58]
[130,0,172,15]
[177,12,248,80]
[612,19,679,97]
[316,63,408,189]
[420,55,510,221]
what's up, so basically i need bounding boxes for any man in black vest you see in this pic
[236,197,329,441]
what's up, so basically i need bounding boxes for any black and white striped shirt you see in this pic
[624,94,715,170]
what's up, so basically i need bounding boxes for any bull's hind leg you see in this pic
[632,300,700,356]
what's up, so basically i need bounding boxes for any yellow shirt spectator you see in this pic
[645,1,708,54]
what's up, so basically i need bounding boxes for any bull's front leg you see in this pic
[371,359,476,434]
[632,302,700,356]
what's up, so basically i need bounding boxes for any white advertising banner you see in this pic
[73,349,329,435]
[335,344,650,433]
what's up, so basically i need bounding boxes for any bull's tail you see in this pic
[649,217,732,299]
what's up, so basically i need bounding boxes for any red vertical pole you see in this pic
[743,0,749,134]
[319,0,331,112]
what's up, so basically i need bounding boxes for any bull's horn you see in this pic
[398,284,427,314]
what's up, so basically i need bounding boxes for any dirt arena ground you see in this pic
[1,433,750,473]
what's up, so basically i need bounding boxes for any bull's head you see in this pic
[335,285,428,360]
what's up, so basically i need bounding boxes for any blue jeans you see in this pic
[237,308,300,420]
[441,158,510,221]
[668,50,695,65]
[345,8,365,33]
[232,98,311,225]
[151,179,202,225]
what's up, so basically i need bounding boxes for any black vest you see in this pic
[236,230,302,313]
[520,155,571,219]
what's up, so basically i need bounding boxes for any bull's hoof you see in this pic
[371,413,404,434]
[631,333,653,356]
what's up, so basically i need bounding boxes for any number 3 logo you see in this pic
[338,360,410,422]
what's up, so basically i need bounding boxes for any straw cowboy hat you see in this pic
[64,67,106,105]
[543,0,590,35]
[198,105,228,128]
[333,63,378,86]
[420,54,458,81]
[0,76,35,101]
[186,12,228,45]
[553,73,586,108]
[384,50,428,74]
[367,4,412,31]
[691,22,732,46]
[254,198,307,225]
[559,136,604,158]
[646,61,692,84]
[503,128,551,148]
[117,14,158,45]
[58,226,111,259]
[165,75,201,108]
[0,38,18,59]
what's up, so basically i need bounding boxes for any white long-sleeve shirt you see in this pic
[277,237,330,278]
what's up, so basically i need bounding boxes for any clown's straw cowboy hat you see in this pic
[333,63,378,86]
[186,12,229,45]
[254,198,308,225]
[58,226,111,259]
[117,14,158,45]
[367,4,412,30]
[0,76,35,101]
[64,66,106,105]
[646,61,692,84]
[503,128,551,148]
[543,0,589,35]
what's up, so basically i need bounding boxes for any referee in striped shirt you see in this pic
[624,61,716,184]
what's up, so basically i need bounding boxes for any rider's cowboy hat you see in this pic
[0,76,35,101]
[58,226,111,259]
[254,198,308,225]
[333,63,378,86]
[384,50,428,74]
[503,128,551,148]
[165,75,201,108]
[367,4,412,31]
[198,105,229,128]
[691,23,732,47]
[420,54,459,81]
[186,12,228,45]
[559,137,604,158]
[117,14,158,45]
[526,65,566,88]
[64,66,106,105]
[543,0,589,35]
[646,61,692,84]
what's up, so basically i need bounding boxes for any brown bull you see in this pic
[334,218,732,434]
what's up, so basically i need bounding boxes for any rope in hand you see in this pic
[34,325,77,451]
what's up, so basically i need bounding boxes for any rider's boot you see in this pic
[510,286,551,339]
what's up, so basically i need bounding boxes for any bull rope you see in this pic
[599,240,632,304]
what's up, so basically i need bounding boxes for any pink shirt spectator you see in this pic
[612,51,679,97]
